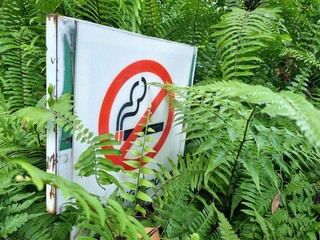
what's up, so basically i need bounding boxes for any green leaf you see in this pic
[142,156,155,163]
[135,204,146,215]
[92,133,115,142]
[144,146,155,153]
[0,44,19,53]
[137,191,152,202]
[125,160,141,168]
[126,171,139,178]
[77,237,96,240]
[135,132,145,137]
[120,192,135,202]
[140,166,154,174]
[213,204,240,240]
[96,148,122,156]
[122,182,136,190]
[131,140,143,147]
[145,136,155,142]
[94,139,121,148]
[147,127,155,133]
[128,149,141,157]
[139,178,154,188]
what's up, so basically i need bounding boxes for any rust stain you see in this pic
[46,207,56,215]
[47,14,58,24]
[47,185,56,215]
[46,153,56,172]
[49,185,55,199]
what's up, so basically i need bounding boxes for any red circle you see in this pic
[98,60,174,170]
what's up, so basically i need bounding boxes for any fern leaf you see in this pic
[154,173,193,238]
[0,213,29,238]
[239,157,261,193]
[12,160,106,225]
[194,81,320,147]
[188,203,217,237]
[212,7,285,80]
[213,205,240,240]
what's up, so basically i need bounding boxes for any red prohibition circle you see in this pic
[98,60,174,170]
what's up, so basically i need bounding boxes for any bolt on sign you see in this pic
[46,15,197,214]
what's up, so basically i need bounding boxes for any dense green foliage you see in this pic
[0,0,320,239]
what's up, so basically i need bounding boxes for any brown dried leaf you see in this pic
[271,191,281,214]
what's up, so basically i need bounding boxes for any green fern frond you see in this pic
[213,204,240,240]
[0,162,49,239]
[188,203,217,237]
[269,172,320,239]
[225,0,245,9]
[13,92,124,189]
[140,0,162,34]
[286,48,320,70]
[8,201,74,240]
[72,0,141,32]
[154,173,193,238]
[239,157,261,193]
[181,154,207,191]
[0,213,30,238]
[286,67,311,93]
[192,81,320,147]
[76,198,149,240]
[0,0,46,113]
[11,160,106,225]
[140,0,221,81]
[212,7,286,81]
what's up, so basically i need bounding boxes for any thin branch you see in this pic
[191,0,200,45]
[47,108,106,191]
[134,107,152,207]
[224,107,256,205]
[105,220,116,240]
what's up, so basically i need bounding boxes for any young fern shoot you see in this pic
[120,105,157,217]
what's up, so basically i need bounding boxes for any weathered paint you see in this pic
[47,185,56,214]
[47,14,58,24]
[46,15,76,214]
[46,15,58,214]
[46,15,197,216]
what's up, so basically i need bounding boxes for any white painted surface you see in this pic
[46,15,197,211]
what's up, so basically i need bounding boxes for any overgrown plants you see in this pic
[0,0,320,239]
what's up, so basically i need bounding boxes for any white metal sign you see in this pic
[46,15,197,214]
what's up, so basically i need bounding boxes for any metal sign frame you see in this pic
[46,15,197,214]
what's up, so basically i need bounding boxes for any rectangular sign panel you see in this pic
[46,15,197,214]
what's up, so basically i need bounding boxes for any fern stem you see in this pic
[47,108,106,190]
[105,220,116,240]
[95,0,101,24]
[188,186,203,206]
[134,106,152,207]
[0,118,8,136]
[147,0,155,30]
[52,1,63,13]
[232,11,249,81]
[19,28,26,108]
[191,0,200,45]
[224,107,256,206]
[149,173,180,201]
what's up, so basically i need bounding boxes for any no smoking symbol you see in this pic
[98,60,174,170]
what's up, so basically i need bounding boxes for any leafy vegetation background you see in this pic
[0,0,320,239]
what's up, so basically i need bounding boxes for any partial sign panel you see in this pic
[46,15,197,213]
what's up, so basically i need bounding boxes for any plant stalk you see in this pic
[224,107,256,205]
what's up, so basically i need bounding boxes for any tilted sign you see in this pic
[46,15,197,214]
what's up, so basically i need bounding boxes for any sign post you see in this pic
[46,15,197,213]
